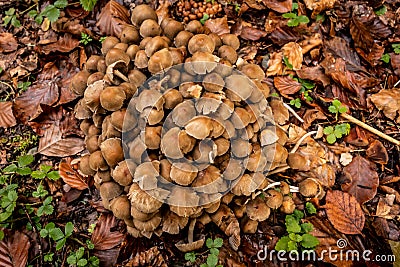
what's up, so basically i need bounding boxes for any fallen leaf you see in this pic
[262,0,292,13]
[324,37,365,72]
[204,17,230,36]
[269,99,289,125]
[0,230,30,267]
[37,34,80,54]
[366,140,388,165]
[269,27,298,46]
[156,0,171,24]
[0,102,16,128]
[91,213,125,250]
[296,66,330,87]
[344,126,370,147]
[266,52,284,76]
[391,54,400,76]
[59,158,90,190]
[281,42,303,70]
[96,0,130,37]
[370,88,400,124]
[273,76,302,96]
[303,109,327,129]
[0,33,18,52]
[125,247,167,267]
[239,26,267,41]
[342,156,379,204]
[325,190,365,234]
[375,195,395,218]
[355,43,385,66]
[304,0,337,18]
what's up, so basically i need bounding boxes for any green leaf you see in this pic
[185,252,196,263]
[296,15,309,24]
[67,254,77,265]
[289,233,302,242]
[35,15,43,24]
[86,240,95,250]
[41,5,60,22]
[88,256,100,266]
[28,10,38,17]
[293,209,304,220]
[0,230,4,241]
[3,16,12,26]
[43,196,53,205]
[206,238,214,248]
[49,227,64,241]
[18,155,34,167]
[40,165,52,173]
[332,99,341,107]
[47,171,60,180]
[338,106,348,114]
[300,79,315,89]
[38,204,54,216]
[305,202,317,214]
[0,211,12,222]
[287,240,298,251]
[45,222,55,231]
[301,222,314,233]
[275,235,290,251]
[328,105,338,114]
[16,166,32,176]
[287,19,299,27]
[80,0,99,11]
[282,12,297,19]
[207,253,218,267]
[374,5,387,16]
[283,56,293,69]
[301,233,319,248]
[292,3,298,10]
[323,126,334,135]
[213,237,223,248]
[7,190,18,202]
[44,253,54,262]
[40,228,49,238]
[200,13,210,25]
[200,264,208,267]
[334,128,343,138]
[326,134,336,144]
[54,0,68,8]
[316,13,325,22]
[31,170,46,179]
[5,8,15,16]
[32,184,48,198]
[285,215,301,233]
[210,248,219,256]
[381,53,390,63]
[56,237,66,250]
[3,164,17,173]
[65,222,74,237]
[77,258,88,267]
[76,247,85,259]
[393,44,400,54]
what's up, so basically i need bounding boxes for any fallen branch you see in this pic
[341,113,400,146]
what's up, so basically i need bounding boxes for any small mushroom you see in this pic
[178,130,196,154]
[192,165,224,194]
[128,183,163,214]
[105,48,130,66]
[101,36,119,54]
[71,70,91,95]
[221,34,240,50]
[225,75,254,101]
[159,159,172,183]
[299,178,325,199]
[148,48,173,74]
[134,161,160,190]
[202,72,225,93]
[100,181,123,201]
[174,30,194,48]
[120,25,140,44]
[161,127,184,159]
[87,72,104,85]
[131,4,158,27]
[100,138,124,168]
[112,160,136,186]
[144,126,162,149]
[79,154,95,176]
[161,18,184,40]
[242,216,259,234]
[185,116,213,140]
[171,100,196,127]
[83,80,105,112]
[231,138,252,158]
[110,195,131,220]
[163,89,183,109]
[188,34,215,54]
[145,36,169,57]
[280,196,296,214]
[100,86,126,111]
[185,20,202,33]
[136,89,164,112]
[222,159,243,180]
[128,69,147,87]
[170,162,198,186]
[114,42,129,52]
[126,44,140,59]
[265,189,283,209]
[162,209,189,234]
[169,187,201,217]
[89,150,108,171]
[218,45,237,65]
[175,219,205,252]
[190,51,216,74]
[246,197,270,221]
[232,174,259,196]
[214,137,230,156]
[240,64,265,80]
[133,212,162,232]
[85,135,99,153]
[111,108,137,132]
[131,205,158,221]
[140,19,162,38]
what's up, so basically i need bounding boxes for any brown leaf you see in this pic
[366,140,388,165]
[91,213,124,250]
[344,126,370,147]
[262,0,292,13]
[355,43,385,66]
[324,37,365,72]
[303,0,337,18]
[0,230,30,267]
[204,17,230,36]
[370,88,400,123]
[303,109,327,129]
[38,125,84,157]
[38,34,80,55]
[273,76,302,96]
[0,102,16,128]
[266,52,284,76]
[96,0,130,37]
[350,5,391,51]
[239,26,267,41]
[281,42,303,70]
[296,66,330,87]
[269,99,289,125]
[342,156,379,204]
[59,158,90,190]
[269,27,298,46]
[391,54,400,76]
[0,33,18,52]
[325,190,365,234]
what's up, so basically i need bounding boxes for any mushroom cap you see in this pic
[134,50,148,69]
[218,45,237,65]
[190,52,217,74]
[105,48,130,66]
[225,74,254,101]
[260,129,279,146]
[240,64,265,80]
[192,165,224,194]
[111,108,137,132]
[126,44,140,60]
[120,24,140,44]
[214,137,230,156]
[221,34,240,50]
[79,154,95,176]
[246,197,271,221]
[232,174,260,196]
[128,69,147,87]
[133,212,162,232]
[170,162,198,186]
[185,116,213,140]
[161,18,184,40]
[178,130,196,154]
[85,135,99,153]
[83,80,106,112]
[280,195,296,214]
[222,159,244,180]
[175,239,205,252]
[159,159,172,183]
[131,4,158,26]
[89,150,108,171]
[174,30,194,48]
[168,187,201,217]
[110,195,131,220]
[100,86,126,111]
[145,36,169,57]
[131,205,158,221]
[231,139,252,158]
[71,70,90,96]
[188,34,215,54]
[100,181,123,201]
[128,183,163,213]
[185,20,202,33]
[162,210,189,234]
[144,126,162,149]
[134,161,160,190]
[101,36,119,54]
[87,72,104,85]
[112,160,136,186]
[140,19,162,38]
[202,72,225,93]
[265,189,283,209]
[136,89,165,112]
[171,100,196,127]
[148,48,173,74]
[100,138,124,168]
[163,89,183,109]
[161,127,184,159]
[86,55,102,72]
[299,178,323,198]
[242,216,259,234]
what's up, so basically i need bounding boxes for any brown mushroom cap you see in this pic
[174,30,194,48]
[128,183,163,213]
[131,205,158,221]
[140,19,162,38]
[83,80,105,112]
[221,34,240,50]
[231,138,252,158]
[161,127,184,159]
[169,187,201,217]
[100,138,124,168]
[71,70,90,95]
[89,150,108,171]
[225,74,254,101]
[134,161,160,190]
[175,239,205,252]
[188,34,215,54]
[101,36,120,54]
[280,195,296,214]
[86,55,102,72]
[190,51,217,74]
[246,197,271,221]
[171,100,196,127]
[185,116,213,140]
[232,174,259,196]
[126,44,140,60]
[114,42,129,52]
[240,64,265,80]
[112,160,136,186]
[192,165,224,194]
[87,72,104,85]
[133,212,162,232]
[265,189,284,209]
[145,36,169,57]
[162,210,189,234]
[178,130,196,154]
[144,126,162,149]
[148,48,173,74]
[105,48,130,66]
[218,45,238,65]
[128,69,147,87]
[120,25,140,44]
[242,216,259,234]
[202,72,225,93]
[136,89,164,112]
[185,20,202,33]
[163,89,183,109]
[110,195,131,220]
[170,162,198,186]
[299,178,324,199]
[100,181,123,201]
[85,135,99,153]
[131,4,158,27]
[100,86,126,111]
[162,18,184,40]
[79,154,95,176]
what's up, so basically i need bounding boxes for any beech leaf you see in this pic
[59,158,90,190]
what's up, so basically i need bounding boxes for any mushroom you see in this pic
[79,154,95,176]
[265,189,283,209]
[175,219,205,252]
[185,20,202,33]
[242,216,259,234]
[231,173,260,196]
[246,197,270,221]
[100,181,123,201]
[105,48,130,66]
[128,69,147,87]
[161,127,184,159]
[188,34,215,54]
[120,24,140,44]
[86,55,102,73]
[185,116,213,140]
[140,19,162,38]
[134,50,149,69]
[191,165,225,194]
[240,64,265,80]
[136,89,164,112]
[131,4,158,27]
[202,72,225,93]
[128,183,163,214]
[83,80,105,112]
[85,135,99,153]
[231,138,252,158]
[222,159,244,181]
[299,178,325,199]
[110,108,137,132]
[225,75,254,101]
[89,150,108,171]
[144,126,162,149]
[214,137,230,156]
[163,89,183,109]
[87,72,104,85]
[145,36,169,57]
[280,195,296,214]
[162,209,189,234]
[131,205,158,221]
[100,138,124,168]
[134,161,160,190]
[218,45,237,65]
[169,187,201,217]
[110,195,131,220]
[171,100,196,127]
[71,70,91,95]
[210,204,240,250]
[133,212,162,232]
[101,36,119,54]
[170,162,198,186]
[159,159,172,183]
[221,34,240,50]
[126,44,140,59]
[112,160,136,186]
[178,130,196,154]
[100,86,126,111]
[174,30,194,48]
[148,48,173,74]
[190,51,217,74]
[161,18,184,40]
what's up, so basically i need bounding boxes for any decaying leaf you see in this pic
[324,37,365,72]
[0,33,18,53]
[262,0,292,13]
[370,89,400,124]
[37,33,80,54]
[269,27,298,46]
[210,205,240,251]
[269,99,289,125]
[296,66,330,87]
[91,213,125,250]
[366,140,388,165]
[304,0,337,18]
[0,230,30,267]
[303,109,327,129]
[59,158,90,190]
[266,52,284,76]
[204,17,230,36]
[281,42,303,70]
[0,102,16,128]
[299,33,322,54]
[325,190,365,234]
[96,0,130,37]
[273,76,302,96]
[342,156,378,204]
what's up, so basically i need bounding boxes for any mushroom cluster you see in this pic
[71,4,290,251]
[175,0,222,22]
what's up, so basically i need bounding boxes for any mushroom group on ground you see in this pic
[71,4,294,253]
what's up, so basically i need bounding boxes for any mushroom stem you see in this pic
[114,69,129,82]
[290,131,318,153]
[283,102,304,123]
[188,218,196,244]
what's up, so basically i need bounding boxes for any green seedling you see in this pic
[374,5,387,16]
[323,123,351,144]
[40,221,74,250]
[282,12,309,27]
[80,0,99,11]
[185,237,223,267]
[200,13,210,25]
[80,33,93,45]
[328,99,347,119]
[67,246,100,267]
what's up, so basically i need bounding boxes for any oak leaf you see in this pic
[325,190,365,234]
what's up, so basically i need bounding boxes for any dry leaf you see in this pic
[273,76,302,96]
[262,0,292,13]
[342,156,379,204]
[375,195,395,218]
[296,66,330,87]
[281,42,303,70]
[239,26,267,41]
[59,158,90,190]
[324,37,365,72]
[370,89,400,124]
[0,33,18,53]
[38,34,80,54]
[125,247,167,267]
[204,17,230,36]
[91,213,124,250]
[0,102,16,128]
[96,0,130,37]
[304,0,337,18]
[366,140,388,165]
[269,99,289,125]
[0,230,30,267]
[266,52,284,76]
[325,190,365,235]
[269,27,298,46]
[303,109,327,129]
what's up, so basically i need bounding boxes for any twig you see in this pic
[283,102,304,123]
[341,113,400,146]
[266,165,290,176]
[394,79,400,88]
[0,81,14,91]
[290,131,317,153]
